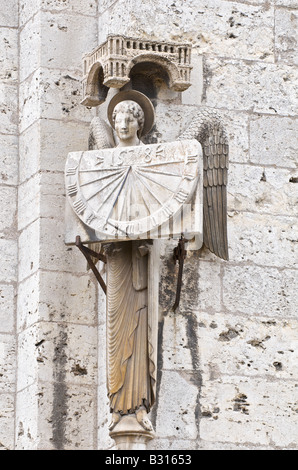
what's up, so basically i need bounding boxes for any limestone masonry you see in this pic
[0,0,297,450]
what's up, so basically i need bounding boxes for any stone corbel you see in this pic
[81,35,193,107]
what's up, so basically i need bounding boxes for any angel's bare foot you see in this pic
[109,412,121,431]
[136,407,153,431]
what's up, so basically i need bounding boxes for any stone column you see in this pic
[0,0,19,451]
[16,1,99,450]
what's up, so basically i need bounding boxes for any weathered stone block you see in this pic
[0,284,15,333]
[39,69,93,122]
[0,0,18,27]
[17,325,39,391]
[205,58,298,115]
[0,333,16,393]
[223,265,297,318]
[275,0,298,7]
[17,272,39,332]
[19,68,94,132]
[38,11,97,71]
[162,314,193,371]
[181,50,203,106]
[18,174,40,231]
[19,13,41,82]
[38,271,97,325]
[153,103,200,143]
[39,218,86,273]
[0,83,18,134]
[19,0,40,26]
[19,122,40,183]
[18,220,40,282]
[18,218,87,281]
[155,370,199,440]
[183,257,221,312]
[40,172,66,220]
[0,27,18,82]
[39,119,89,173]
[228,164,298,217]
[19,120,89,183]
[60,384,96,450]
[250,115,298,168]
[186,0,274,61]
[41,322,98,386]
[0,239,17,283]
[20,0,97,26]
[0,133,18,185]
[18,172,66,231]
[17,270,97,332]
[197,312,298,380]
[228,212,298,268]
[0,186,17,235]
[15,382,40,449]
[98,0,118,15]
[17,321,98,391]
[200,376,298,448]
[0,393,14,450]
[99,0,274,62]
[275,8,298,65]
[19,70,40,132]
[97,383,114,450]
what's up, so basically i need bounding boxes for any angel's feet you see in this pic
[136,407,153,431]
[109,412,121,431]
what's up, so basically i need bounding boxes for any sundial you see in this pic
[65,140,202,242]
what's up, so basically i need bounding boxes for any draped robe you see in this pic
[106,241,156,415]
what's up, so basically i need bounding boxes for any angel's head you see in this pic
[108,90,155,148]
[112,100,145,146]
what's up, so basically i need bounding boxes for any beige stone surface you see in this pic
[0,0,297,451]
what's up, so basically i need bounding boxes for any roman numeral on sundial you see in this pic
[85,212,96,225]
[162,206,174,217]
[174,189,188,203]
[183,173,195,181]
[67,183,78,195]
[73,198,86,214]
[66,166,78,176]
[186,154,198,164]
[96,156,104,165]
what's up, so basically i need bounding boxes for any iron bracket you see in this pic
[75,236,107,295]
[172,237,187,311]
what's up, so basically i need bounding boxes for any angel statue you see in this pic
[89,90,157,433]
[87,89,229,435]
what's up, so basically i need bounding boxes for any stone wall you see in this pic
[0,0,19,451]
[0,0,297,450]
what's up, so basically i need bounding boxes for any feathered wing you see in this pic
[178,109,229,260]
[87,117,116,267]
[88,116,116,150]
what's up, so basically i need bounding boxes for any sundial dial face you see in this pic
[65,139,202,241]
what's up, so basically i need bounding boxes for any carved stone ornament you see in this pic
[81,35,192,107]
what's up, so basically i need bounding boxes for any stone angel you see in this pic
[87,89,229,436]
[88,90,157,434]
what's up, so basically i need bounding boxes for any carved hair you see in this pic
[112,100,145,138]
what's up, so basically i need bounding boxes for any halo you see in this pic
[107,90,155,136]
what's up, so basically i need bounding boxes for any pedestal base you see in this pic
[109,414,155,450]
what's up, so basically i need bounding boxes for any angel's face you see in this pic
[114,110,139,142]
[113,101,144,147]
